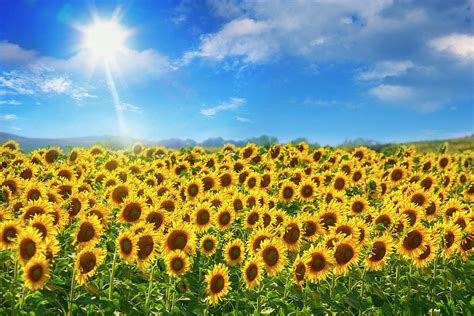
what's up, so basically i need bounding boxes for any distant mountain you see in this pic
[0,132,284,152]
[1,132,472,153]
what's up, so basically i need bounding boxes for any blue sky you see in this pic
[0,0,473,145]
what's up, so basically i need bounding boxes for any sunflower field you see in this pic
[0,140,473,315]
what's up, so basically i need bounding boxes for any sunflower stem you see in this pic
[67,265,76,316]
[145,263,155,314]
[108,247,118,301]
[394,263,400,305]
[360,266,366,298]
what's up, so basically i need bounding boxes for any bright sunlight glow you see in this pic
[82,19,128,59]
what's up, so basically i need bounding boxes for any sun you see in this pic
[82,19,129,59]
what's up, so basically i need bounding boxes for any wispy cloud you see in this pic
[201,97,246,116]
[0,100,21,105]
[358,61,414,81]
[0,114,18,121]
[0,41,37,66]
[235,116,251,123]
[302,98,360,109]
[115,102,141,113]
[0,65,97,102]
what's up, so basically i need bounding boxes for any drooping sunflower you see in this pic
[136,228,159,270]
[200,234,218,256]
[293,255,306,288]
[365,237,393,271]
[281,219,302,252]
[75,246,106,285]
[165,250,191,277]
[163,223,196,256]
[333,239,359,275]
[224,238,245,266]
[300,213,321,242]
[259,238,287,277]
[399,226,428,259]
[16,226,46,265]
[119,196,145,224]
[303,245,333,282]
[413,240,437,268]
[23,256,50,290]
[28,213,56,241]
[117,230,138,264]
[242,257,263,289]
[205,263,231,305]
[73,215,103,248]
[0,220,20,250]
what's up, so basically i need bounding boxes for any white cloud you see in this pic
[369,84,414,101]
[235,116,251,122]
[369,84,444,112]
[0,114,18,121]
[0,100,21,105]
[115,102,141,113]
[201,97,246,116]
[429,33,474,60]
[358,61,414,81]
[0,66,97,101]
[0,41,37,66]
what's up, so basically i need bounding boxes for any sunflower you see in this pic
[248,228,273,255]
[279,180,296,202]
[333,239,359,275]
[459,232,473,260]
[442,199,463,219]
[245,172,259,190]
[399,226,428,259]
[0,220,20,250]
[75,247,106,285]
[136,229,159,270]
[163,223,196,256]
[293,255,306,288]
[23,256,50,290]
[241,144,257,160]
[259,238,287,277]
[437,222,463,258]
[214,205,235,231]
[184,180,203,200]
[117,230,138,263]
[16,226,46,265]
[300,213,321,242]
[319,204,339,230]
[73,215,103,248]
[413,240,437,268]
[332,172,348,192]
[20,199,53,223]
[260,172,273,189]
[200,234,218,256]
[1,176,22,196]
[219,171,234,189]
[224,238,245,266]
[68,192,89,219]
[281,219,302,251]
[165,250,191,277]
[23,182,46,202]
[244,207,261,229]
[205,263,231,305]
[28,213,56,241]
[297,179,316,201]
[350,196,368,216]
[193,202,213,232]
[242,257,263,289]
[119,196,145,224]
[365,237,392,271]
[332,221,360,242]
[109,184,130,206]
[389,165,406,185]
[303,245,333,282]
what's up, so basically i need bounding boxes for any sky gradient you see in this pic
[0,0,473,145]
